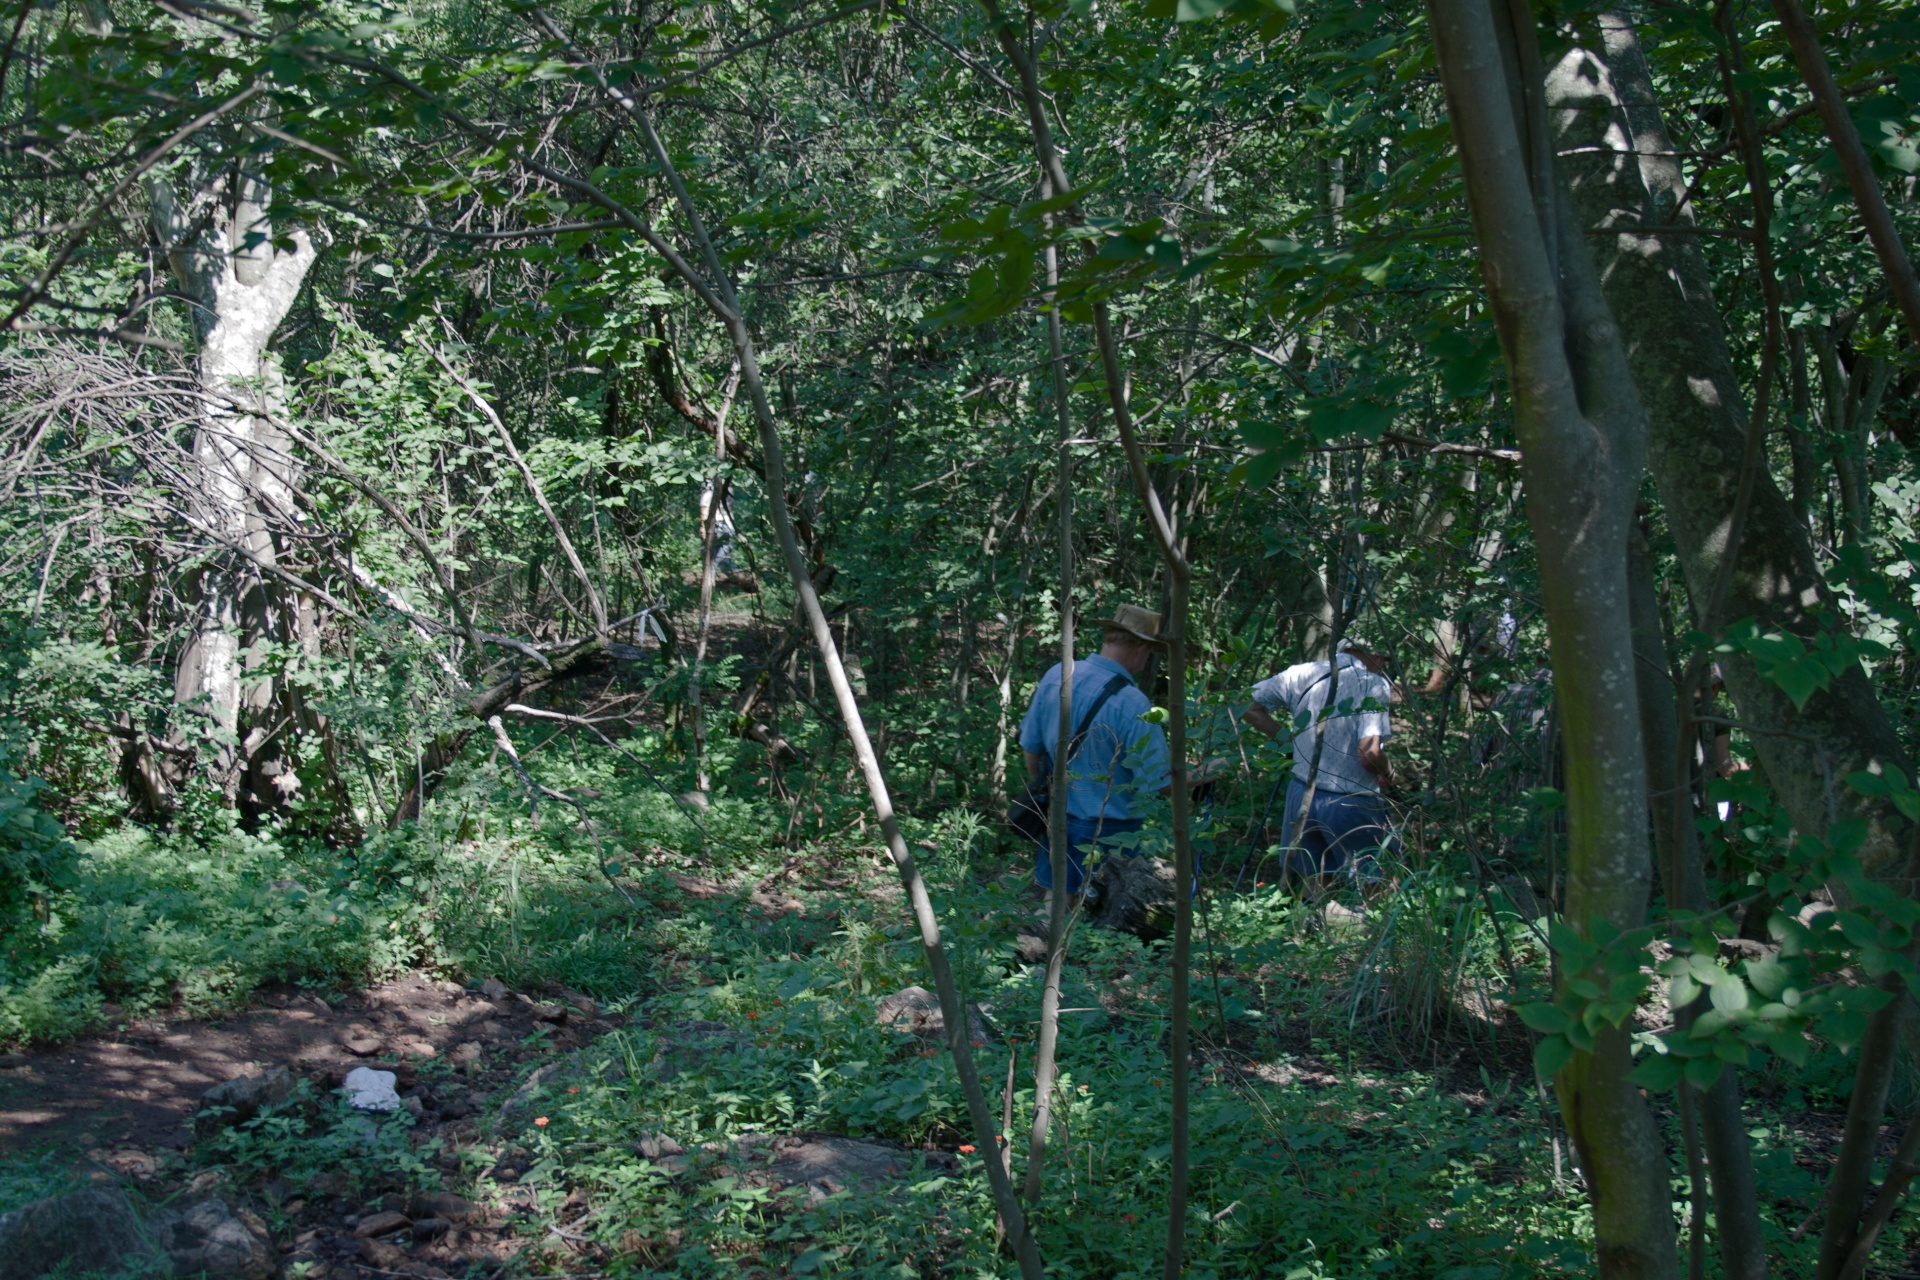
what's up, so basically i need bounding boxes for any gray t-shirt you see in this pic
[1251,655,1393,794]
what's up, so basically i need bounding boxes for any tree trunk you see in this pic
[1432,1,1679,1274]
[1629,524,1771,1280]
[1548,7,1916,885]
[149,172,319,808]
[1024,208,1076,1207]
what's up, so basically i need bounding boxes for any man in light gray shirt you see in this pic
[1244,636,1398,884]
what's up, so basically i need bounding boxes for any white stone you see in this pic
[343,1066,401,1113]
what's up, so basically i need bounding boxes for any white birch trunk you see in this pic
[150,173,319,800]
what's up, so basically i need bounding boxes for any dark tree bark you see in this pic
[1628,524,1770,1280]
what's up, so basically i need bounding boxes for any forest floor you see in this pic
[0,746,1889,1277]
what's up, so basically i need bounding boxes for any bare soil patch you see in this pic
[0,974,606,1157]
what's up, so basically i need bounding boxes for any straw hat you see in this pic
[1097,603,1168,648]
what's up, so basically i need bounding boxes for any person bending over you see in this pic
[1243,636,1399,887]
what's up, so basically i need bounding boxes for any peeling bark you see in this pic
[149,171,320,807]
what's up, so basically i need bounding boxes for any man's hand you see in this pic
[1359,734,1394,791]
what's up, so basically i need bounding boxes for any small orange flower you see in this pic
[958,1144,976,1154]
[1122,1213,1136,1224]
[567,1086,580,1094]
[534,1116,549,1127]
[745,1010,760,1019]
[970,1039,983,1047]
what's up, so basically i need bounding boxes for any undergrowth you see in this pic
[0,738,1898,1276]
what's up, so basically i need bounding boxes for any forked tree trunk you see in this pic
[1431,1,1679,1274]
[149,172,319,809]
[1548,6,1915,887]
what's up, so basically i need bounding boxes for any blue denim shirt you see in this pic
[1018,653,1171,822]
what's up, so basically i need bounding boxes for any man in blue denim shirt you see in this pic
[1018,604,1173,894]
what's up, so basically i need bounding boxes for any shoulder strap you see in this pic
[1288,663,1337,716]
[1063,672,1133,766]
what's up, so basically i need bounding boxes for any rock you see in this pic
[195,1066,296,1139]
[480,977,508,1001]
[874,986,990,1044]
[1012,930,1050,965]
[344,1066,402,1112]
[429,1086,473,1119]
[1084,855,1179,940]
[719,1134,954,1206]
[412,1192,475,1222]
[158,1198,276,1280]
[0,1187,151,1280]
[395,1036,437,1059]
[339,1024,385,1056]
[454,1000,499,1027]
[530,1002,567,1024]
[636,1132,687,1160]
[353,1211,412,1239]
[358,1237,409,1268]
[1322,900,1366,932]
[448,1042,482,1069]
[412,1218,450,1241]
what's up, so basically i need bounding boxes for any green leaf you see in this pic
[1745,952,1789,1000]
[1626,1052,1687,1091]
[1534,1033,1574,1079]
[1684,1056,1726,1090]
[1238,450,1292,490]
[1709,978,1750,1016]
[1523,786,1565,812]
[1517,1002,1572,1035]
[1547,918,1597,966]
[1687,954,1726,985]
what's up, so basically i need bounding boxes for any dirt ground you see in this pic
[0,973,618,1278]
[0,974,605,1156]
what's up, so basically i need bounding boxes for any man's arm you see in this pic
[1359,734,1394,789]
[1023,749,1045,781]
[1242,702,1285,739]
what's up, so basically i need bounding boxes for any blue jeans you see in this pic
[1278,779,1396,883]
[1033,815,1145,896]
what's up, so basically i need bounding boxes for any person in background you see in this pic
[1018,604,1172,896]
[1243,635,1399,887]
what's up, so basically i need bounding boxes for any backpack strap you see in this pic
[1057,671,1133,769]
